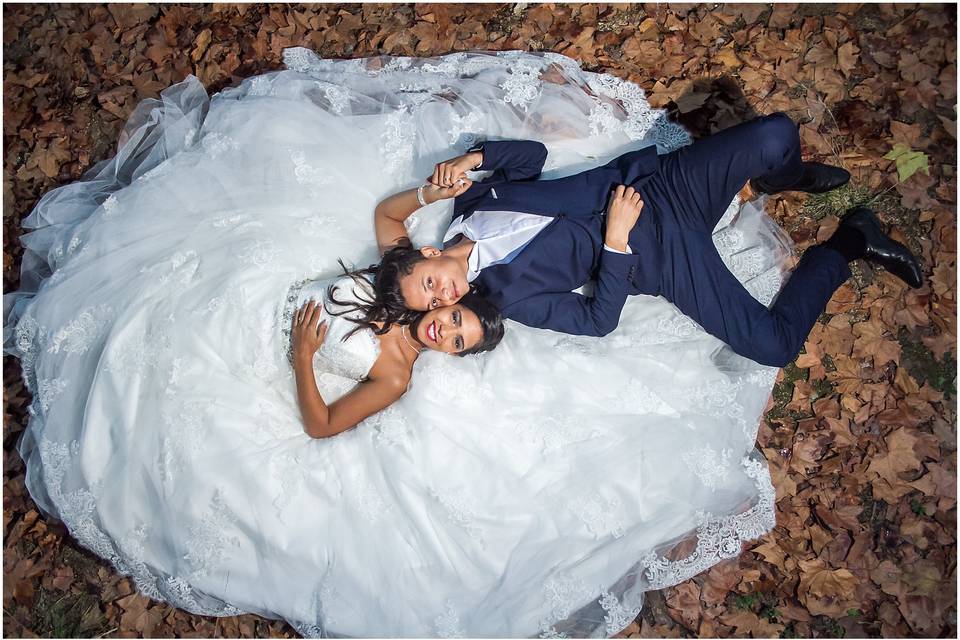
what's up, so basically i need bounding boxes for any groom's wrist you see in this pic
[466,150,483,170]
[466,146,484,170]
[604,232,629,253]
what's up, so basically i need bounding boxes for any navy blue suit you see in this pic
[456,114,851,367]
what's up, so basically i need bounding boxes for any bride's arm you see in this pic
[294,359,408,438]
[291,301,409,438]
[374,180,473,254]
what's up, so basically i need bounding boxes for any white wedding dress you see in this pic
[5,50,791,637]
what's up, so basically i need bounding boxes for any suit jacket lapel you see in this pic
[471,216,565,307]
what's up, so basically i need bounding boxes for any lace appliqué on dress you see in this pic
[183,490,240,580]
[500,58,544,110]
[447,110,484,148]
[434,600,467,638]
[35,378,68,415]
[200,132,239,159]
[382,107,416,179]
[414,356,491,407]
[239,239,285,273]
[609,378,678,416]
[507,413,603,456]
[599,590,641,636]
[292,567,343,637]
[430,486,485,547]
[588,100,622,138]
[247,75,274,97]
[159,401,211,487]
[568,492,626,540]
[102,194,121,218]
[290,148,334,190]
[538,575,593,638]
[640,457,776,590]
[372,404,415,448]
[47,305,112,355]
[353,481,392,523]
[208,213,264,231]
[270,450,314,521]
[322,83,350,114]
[104,320,172,376]
[682,445,734,490]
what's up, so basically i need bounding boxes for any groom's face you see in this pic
[399,251,468,311]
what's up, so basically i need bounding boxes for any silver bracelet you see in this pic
[416,184,428,207]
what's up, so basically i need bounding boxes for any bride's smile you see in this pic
[412,305,483,354]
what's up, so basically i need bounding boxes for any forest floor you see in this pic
[3,3,956,638]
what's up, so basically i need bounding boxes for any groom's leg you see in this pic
[662,232,851,367]
[654,113,804,232]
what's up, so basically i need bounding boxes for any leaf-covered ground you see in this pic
[3,3,956,638]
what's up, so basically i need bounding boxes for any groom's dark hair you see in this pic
[372,243,428,326]
[328,244,425,337]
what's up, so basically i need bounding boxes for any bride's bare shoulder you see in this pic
[368,325,415,391]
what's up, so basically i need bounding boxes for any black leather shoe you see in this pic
[752,162,851,195]
[841,207,924,289]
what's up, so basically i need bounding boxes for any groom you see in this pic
[377,113,922,367]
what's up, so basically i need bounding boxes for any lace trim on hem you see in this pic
[282,48,691,154]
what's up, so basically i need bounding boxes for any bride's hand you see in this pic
[291,300,328,364]
[422,178,473,203]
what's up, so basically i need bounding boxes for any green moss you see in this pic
[484,5,526,37]
[858,486,887,528]
[58,544,105,581]
[810,376,836,401]
[786,84,809,99]
[898,330,956,399]
[761,605,782,622]
[735,593,759,610]
[597,7,647,31]
[801,183,877,221]
[821,616,847,638]
[32,588,110,638]
[766,362,811,422]
[822,353,837,373]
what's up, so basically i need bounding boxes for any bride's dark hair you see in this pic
[454,293,505,356]
[327,244,505,356]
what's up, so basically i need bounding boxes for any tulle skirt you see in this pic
[4,49,789,637]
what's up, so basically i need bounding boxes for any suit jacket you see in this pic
[452,139,662,336]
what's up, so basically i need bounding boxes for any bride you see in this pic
[5,49,790,636]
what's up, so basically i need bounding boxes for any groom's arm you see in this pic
[374,181,472,254]
[499,184,644,335]
[469,139,548,182]
[500,251,638,337]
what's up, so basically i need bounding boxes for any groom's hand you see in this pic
[604,185,644,253]
[429,151,483,188]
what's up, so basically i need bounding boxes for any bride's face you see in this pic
[399,252,469,311]
[414,304,483,354]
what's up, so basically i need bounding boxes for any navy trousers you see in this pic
[636,113,851,367]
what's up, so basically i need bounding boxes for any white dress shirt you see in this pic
[442,201,631,282]
[444,209,553,282]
